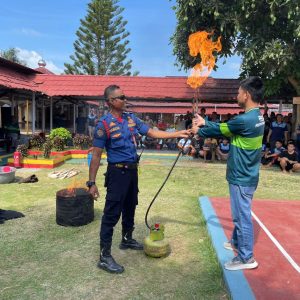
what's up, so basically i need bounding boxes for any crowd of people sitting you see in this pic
[140,109,300,174]
[1,107,300,174]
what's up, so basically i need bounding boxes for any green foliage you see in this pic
[43,138,53,158]
[172,0,300,96]
[72,134,93,149]
[49,128,72,143]
[52,137,65,151]
[29,134,45,150]
[16,144,28,157]
[0,47,27,65]
[64,0,136,75]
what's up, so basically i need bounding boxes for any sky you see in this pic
[0,0,241,77]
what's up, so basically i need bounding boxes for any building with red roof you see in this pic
[0,57,293,134]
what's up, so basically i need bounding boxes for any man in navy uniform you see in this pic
[87,85,190,274]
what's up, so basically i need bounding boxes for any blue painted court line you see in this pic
[199,196,255,300]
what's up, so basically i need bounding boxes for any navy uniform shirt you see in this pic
[93,112,150,163]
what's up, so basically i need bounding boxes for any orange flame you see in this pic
[187,31,222,89]
[66,179,86,195]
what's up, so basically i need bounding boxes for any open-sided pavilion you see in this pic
[0,57,297,135]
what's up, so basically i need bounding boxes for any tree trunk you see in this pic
[288,77,300,96]
[288,77,300,134]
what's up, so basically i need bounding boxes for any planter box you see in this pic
[28,149,89,158]
[8,156,65,169]
[8,149,107,169]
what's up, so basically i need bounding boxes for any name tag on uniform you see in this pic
[128,123,136,128]
[112,133,121,138]
[110,126,120,133]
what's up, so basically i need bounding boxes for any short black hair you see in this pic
[240,76,264,103]
[104,85,120,102]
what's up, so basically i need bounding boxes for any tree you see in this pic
[172,0,300,96]
[64,0,135,75]
[0,48,27,66]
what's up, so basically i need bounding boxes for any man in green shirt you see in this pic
[192,77,264,271]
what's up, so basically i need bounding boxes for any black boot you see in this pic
[97,243,124,274]
[119,228,143,250]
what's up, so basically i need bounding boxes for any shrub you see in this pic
[84,135,93,147]
[52,137,65,151]
[16,144,28,157]
[49,128,72,143]
[29,134,44,150]
[73,134,93,149]
[73,134,85,149]
[43,138,52,158]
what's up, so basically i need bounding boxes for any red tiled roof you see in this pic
[0,64,40,91]
[34,74,240,101]
[34,67,55,75]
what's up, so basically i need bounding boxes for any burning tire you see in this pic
[143,236,171,258]
[56,188,94,226]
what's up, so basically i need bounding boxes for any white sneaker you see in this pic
[224,256,258,271]
[223,241,236,251]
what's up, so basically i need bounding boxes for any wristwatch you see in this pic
[86,181,96,188]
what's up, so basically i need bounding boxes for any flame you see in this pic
[187,31,222,89]
[66,179,86,195]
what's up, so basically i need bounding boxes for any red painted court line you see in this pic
[211,197,300,300]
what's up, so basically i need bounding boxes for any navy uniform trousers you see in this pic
[100,164,138,245]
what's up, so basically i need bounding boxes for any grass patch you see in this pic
[1,158,299,299]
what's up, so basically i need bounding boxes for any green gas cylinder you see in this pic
[144,223,171,258]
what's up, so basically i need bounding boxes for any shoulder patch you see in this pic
[97,129,105,137]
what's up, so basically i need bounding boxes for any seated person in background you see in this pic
[144,115,154,128]
[190,135,204,158]
[278,142,300,173]
[143,135,157,149]
[261,143,270,158]
[157,119,167,131]
[210,112,220,123]
[261,140,285,166]
[165,123,177,150]
[177,138,193,155]
[216,137,230,161]
[199,138,216,162]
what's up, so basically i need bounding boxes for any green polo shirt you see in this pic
[198,108,265,186]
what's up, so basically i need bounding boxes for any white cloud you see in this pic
[13,28,43,37]
[16,48,64,74]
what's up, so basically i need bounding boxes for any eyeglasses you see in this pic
[111,95,126,101]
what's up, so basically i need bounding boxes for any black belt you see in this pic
[108,163,138,169]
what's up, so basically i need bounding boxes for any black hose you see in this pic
[144,138,189,229]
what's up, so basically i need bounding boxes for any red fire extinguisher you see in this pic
[14,151,21,168]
